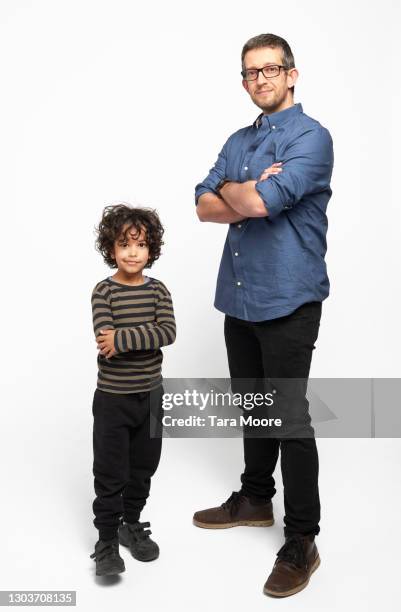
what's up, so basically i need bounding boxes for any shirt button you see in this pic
[272,125,276,129]
[237,281,241,286]
[237,224,242,228]
[244,166,248,170]
[234,252,239,256]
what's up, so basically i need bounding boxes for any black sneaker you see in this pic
[118,521,159,561]
[90,537,125,576]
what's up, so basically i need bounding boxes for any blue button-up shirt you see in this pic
[195,103,334,322]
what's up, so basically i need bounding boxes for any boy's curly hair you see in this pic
[94,203,164,269]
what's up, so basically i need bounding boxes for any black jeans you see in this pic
[92,386,163,540]
[224,301,322,537]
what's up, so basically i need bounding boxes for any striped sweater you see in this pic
[91,276,176,394]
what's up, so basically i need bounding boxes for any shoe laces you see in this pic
[127,521,152,541]
[90,539,120,562]
[276,535,307,569]
[221,491,246,517]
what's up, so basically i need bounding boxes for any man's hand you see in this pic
[258,162,283,182]
[96,329,117,358]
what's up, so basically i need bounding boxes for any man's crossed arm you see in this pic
[196,163,282,223]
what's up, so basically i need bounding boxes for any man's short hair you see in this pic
[241,33,295,94]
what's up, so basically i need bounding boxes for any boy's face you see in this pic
[111,224,150,275]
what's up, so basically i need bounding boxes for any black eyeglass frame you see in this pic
[241,64,290,81]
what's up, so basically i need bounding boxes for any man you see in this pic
[193,33,334,598]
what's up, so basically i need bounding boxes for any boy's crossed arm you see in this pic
[92,285,176,359]
[91,285,115,358]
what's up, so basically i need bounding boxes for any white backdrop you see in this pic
[0,1,400,610]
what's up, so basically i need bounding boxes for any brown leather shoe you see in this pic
[193,491,274,529]
[263,534,320,597]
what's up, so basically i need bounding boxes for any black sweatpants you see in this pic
[224,301,322,537]
[91,386,163,541]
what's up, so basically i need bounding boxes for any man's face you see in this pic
[242,46,298,114]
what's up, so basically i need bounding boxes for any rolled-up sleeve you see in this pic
[194,136,231,205]
[255,126,334,219]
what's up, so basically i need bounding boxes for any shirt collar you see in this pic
[253,102,303,129]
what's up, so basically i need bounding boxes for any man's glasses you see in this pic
[241,64,289,81]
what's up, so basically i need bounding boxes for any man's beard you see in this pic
[254,90,285,114]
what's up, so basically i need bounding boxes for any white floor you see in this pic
[2,434,400,611]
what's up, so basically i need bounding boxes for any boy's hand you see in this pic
[96,329,117,358]
[258,162,283,182]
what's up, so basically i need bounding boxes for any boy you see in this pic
[89,204,176,576]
